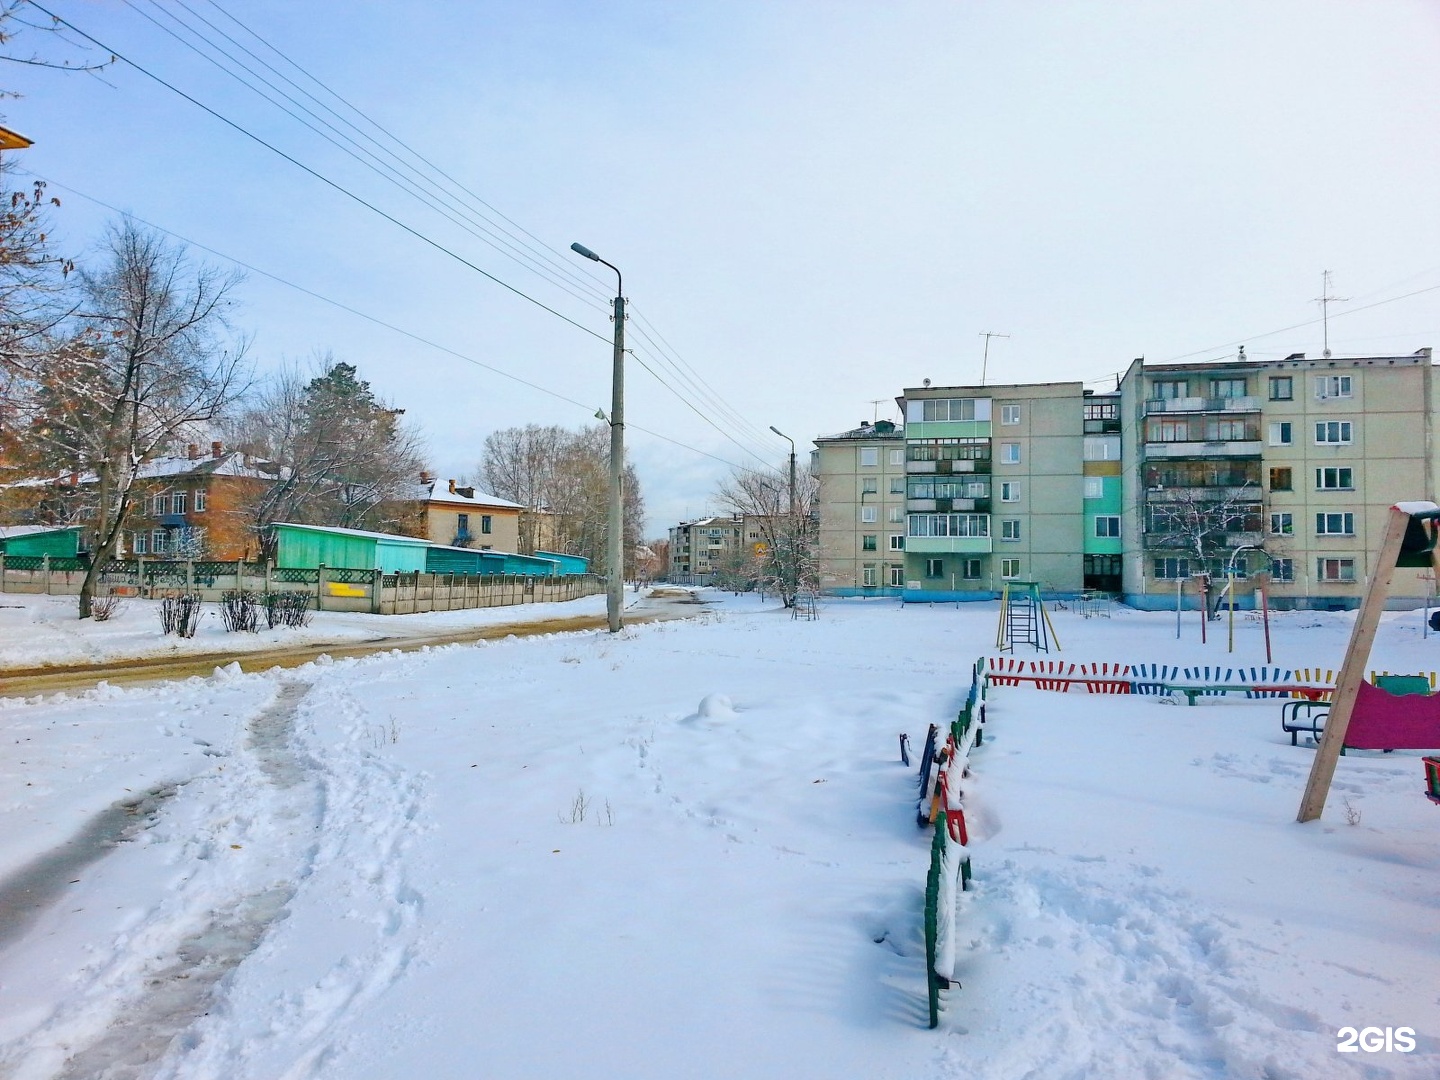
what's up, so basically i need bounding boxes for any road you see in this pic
[0,588,709,697]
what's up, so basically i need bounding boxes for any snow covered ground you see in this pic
[0,591,618,669]
[0,592,1436,1078]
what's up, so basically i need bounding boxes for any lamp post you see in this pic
[571,242,625,633]
[768,426,796,518]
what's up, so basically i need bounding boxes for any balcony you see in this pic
[1144,396,1261,416]
[905,535,992,555]
[1144,485,1259,503]
[904,458,990,475]
[1143,441,1263,459]
[906,497,990,514]
[158,513,187,527]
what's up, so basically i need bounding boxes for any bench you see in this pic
[1281,699,1330,745]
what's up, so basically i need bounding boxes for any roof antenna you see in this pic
[979,331,1010,385]
[1313,271,1347,358]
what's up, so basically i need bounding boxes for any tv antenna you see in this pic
[868,399,888,423]
[980,331,1010,384]
[1313,271,1347,358]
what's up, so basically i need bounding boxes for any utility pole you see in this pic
[770,425,798,601]
[571,243,626,633]
[1313,271,1347,359]
[979,331,1010,385]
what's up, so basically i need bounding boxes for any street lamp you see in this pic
[768,426,796,518]
[571,242,626,633]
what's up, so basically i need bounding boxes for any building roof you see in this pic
[271,522,431,545]
[814,420,904,442]
[399,480,524,510]
[0,524,75,539]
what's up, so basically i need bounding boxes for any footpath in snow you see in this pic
[0,592,1435,1079]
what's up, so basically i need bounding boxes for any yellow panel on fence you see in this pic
[326,582,366,597]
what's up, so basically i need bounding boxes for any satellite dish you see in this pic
[923,378,931,387]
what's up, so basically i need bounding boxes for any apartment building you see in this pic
[896,381,1087,598]
[810,348,1435,609]
[667,514,745,584]
[813,420,907,595]
[1119,349,1437,609]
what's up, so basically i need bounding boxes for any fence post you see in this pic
[371,568,382,614]
[0,550,5,594]
[264,559,273,595]
[42,554,51,595]
[317,563,328,612]
[185,558,195,593]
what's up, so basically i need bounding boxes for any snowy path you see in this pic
[0,595,1435,1078]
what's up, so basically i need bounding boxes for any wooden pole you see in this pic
[1260,573,1272,664]
[1297,506,1410,822]
[1199,577,1207,644]
[1227,571,1235,653]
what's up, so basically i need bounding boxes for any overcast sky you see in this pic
[6,1,1439,534]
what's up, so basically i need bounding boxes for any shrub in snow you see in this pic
[90,591,126,623]
[158,593,203,638]
[221,590,259,633]
[262,591,312,629]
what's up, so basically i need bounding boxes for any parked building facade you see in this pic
[813,420,908,595]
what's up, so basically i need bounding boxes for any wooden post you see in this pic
[1198,576,1207,644]
[1297,506,1410,822]
[317,563,328,612]
[1227,571,1235,653]
[1260,573,1272,664]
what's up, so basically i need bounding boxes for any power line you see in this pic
[126,0,614,312]
[34,3,786,466]
[27,169,756,472]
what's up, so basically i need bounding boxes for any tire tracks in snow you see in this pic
[1,680,321,1080]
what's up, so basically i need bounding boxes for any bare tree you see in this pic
[26,219,246,617]
[1145,481,1265,616]
[478,422,643,574]
[715,462,819,607]
[0,1,114,88]
[224,356,427,551]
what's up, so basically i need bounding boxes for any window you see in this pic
[193,489,206,513]
[1271,559,1295,582]
[862,478,878,494]
[1000,404,1021,425]
[1152,379,1188,399]
[908,513,989,537]
[889,565,904,587]
[151,494,165,515]
[961,558,982,580]
[889,534,904,551]
[862,534,878,551]
[862,564,877,587]
[889,477,905,494]
[1268,422,1292,446]
[861,506,878,523]
[171,491,186,515]
[1001,519,1021,541]
[916,397,987,422]
[1000,558,1021,579]
[888,506,904,524]
[1318,557,1356,582]
[1207,418,1250,441]
[132,531,148,554]
[1270,512,1293,535]
[925,558,945,579]
[1094,516,1120,538]
[1269,467,1293,492]
[1147,417,1195,443]
[1315,421,1352,445]
[1316,512,1355,536]
[1000,481,1021,502]
[1000,442,1021,464]
[1084,436,1120,460]
[1269,376,1293,401]
[1210,377,1247,399]
[1154,556,1192,579]
[1314,375,1353,400]
[151,529,168,554]
[859,447,878,467]
[457,513,470,534]
[1315,467,1354,490]
[889,448,904,466]
[1083,477,1103,499]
